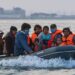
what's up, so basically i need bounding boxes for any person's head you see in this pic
[10,26,17,36]
[63,27,72,37]
[50,24,57,33]
[0,31,4,38]
[21,23,31,35]
[34,38,39,45]
[34,24,42,35]
[43,26,49,34]
[56,38,62,45]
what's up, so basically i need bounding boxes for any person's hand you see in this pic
[28,50,33,55]
[24,50,33,55]
[24,51,28,55]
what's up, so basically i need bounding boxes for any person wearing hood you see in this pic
[14,23,33,56]
[4,26,17,56]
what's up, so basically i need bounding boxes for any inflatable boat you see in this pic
[33,45,75,59]
[0,46,75,60]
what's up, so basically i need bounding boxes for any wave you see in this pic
[0,55,75,69]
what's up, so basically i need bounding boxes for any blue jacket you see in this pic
[14,31,32,56]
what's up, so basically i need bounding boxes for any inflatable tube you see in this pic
[33,46,75,59]
[0,46,75,60]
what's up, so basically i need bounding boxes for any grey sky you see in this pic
[0,0,75,15]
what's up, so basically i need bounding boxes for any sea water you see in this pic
[0,19,75,35]
[0,19,75,75]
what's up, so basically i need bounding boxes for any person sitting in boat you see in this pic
[38,26,51,49]
[52,37,62,47]
[14,23,33,56]
[31,24,42,44]
[0,31,4,55]
[34,38,42,52]
[4,26,17,56]
[48,24,62,47]
[61,27,75,46]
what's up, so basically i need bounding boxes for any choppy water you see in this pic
[0,55,75,69]
[0,19,75,75]
[0,56,75,75]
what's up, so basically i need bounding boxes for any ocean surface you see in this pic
[0,19,75,75]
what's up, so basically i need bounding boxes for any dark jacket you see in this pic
[5,32,15,56]
[14,31,32,56]
[0,37,4,54]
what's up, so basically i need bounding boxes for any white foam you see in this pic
[0,55,75,69]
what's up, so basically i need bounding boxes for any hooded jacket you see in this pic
[14,31,32,56]
[5,32,15,55]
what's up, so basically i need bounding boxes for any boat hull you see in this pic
[33,46,75,59]
[0,46,75,60]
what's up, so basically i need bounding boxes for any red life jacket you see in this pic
[34,45,39,52]
[48,30,62,47]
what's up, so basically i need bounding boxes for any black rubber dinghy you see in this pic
[0,46,75,60]
[33,45,75,60]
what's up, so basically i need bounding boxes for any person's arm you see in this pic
[19,34,32,52]
[38,32,43,41]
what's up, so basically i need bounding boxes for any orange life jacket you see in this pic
[31,33,38,43]
[48,30,62,47]
[61,34,74,46]
[51,30,62,41]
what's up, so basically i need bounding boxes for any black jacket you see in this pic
[5,32,15,55]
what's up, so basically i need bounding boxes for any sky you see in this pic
[0,0,75,15]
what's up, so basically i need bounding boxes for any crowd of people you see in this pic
[0,23,75,56]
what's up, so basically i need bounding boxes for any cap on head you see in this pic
[50,24,57,29]
[10,26,17,32]
[21,23,31,31]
